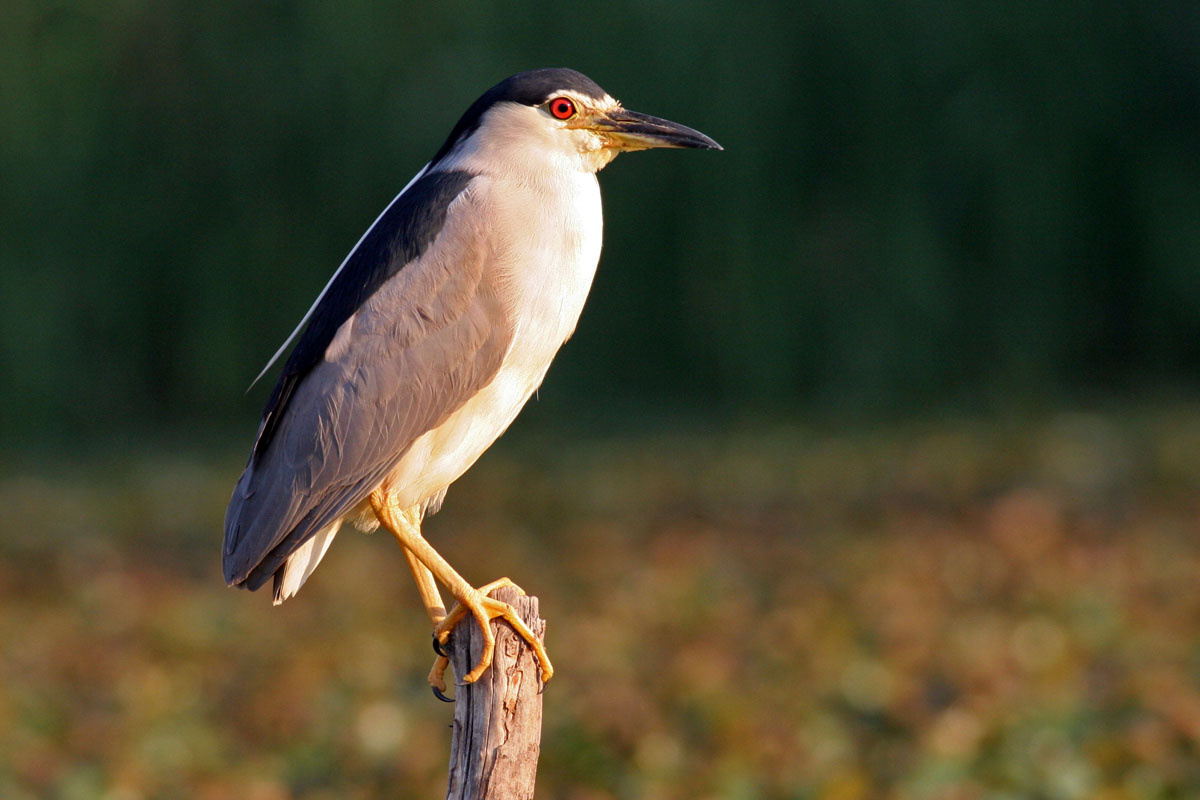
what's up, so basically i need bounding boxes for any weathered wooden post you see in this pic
[444,586,547,800]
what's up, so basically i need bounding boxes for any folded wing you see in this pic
[223,173,514,592]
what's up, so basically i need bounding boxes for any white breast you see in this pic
[380,170,604,511]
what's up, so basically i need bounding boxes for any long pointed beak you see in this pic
[587,108,723,151]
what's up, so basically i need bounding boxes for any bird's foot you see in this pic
[428,636,454,700]
[429,577,554,688]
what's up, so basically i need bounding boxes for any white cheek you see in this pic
[579,132,603,152]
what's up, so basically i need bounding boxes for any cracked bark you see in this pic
[444,586,546,800]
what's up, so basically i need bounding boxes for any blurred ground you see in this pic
[2,408,1200,799]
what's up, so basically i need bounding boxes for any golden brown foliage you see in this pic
[3,410,1200,798]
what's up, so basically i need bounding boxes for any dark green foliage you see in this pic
[1,1,1197,443]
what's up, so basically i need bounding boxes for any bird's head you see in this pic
[432,68,722,175]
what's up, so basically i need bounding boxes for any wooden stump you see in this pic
[444,586,547,800]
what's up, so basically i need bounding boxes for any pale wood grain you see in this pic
[445,586,547,800]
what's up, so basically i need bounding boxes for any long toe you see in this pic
[433,583,553,684]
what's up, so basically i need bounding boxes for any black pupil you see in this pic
[555,100,571,116]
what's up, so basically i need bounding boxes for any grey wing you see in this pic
[223,187,513,590]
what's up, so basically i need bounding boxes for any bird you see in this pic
[223,68,721,693]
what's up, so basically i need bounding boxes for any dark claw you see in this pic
[432,634,451,659]
[432,685,454,703]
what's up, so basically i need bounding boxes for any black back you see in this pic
[252,169,474,462]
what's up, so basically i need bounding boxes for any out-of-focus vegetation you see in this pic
[3,1,1200,797]
[3,410,1200,798]
[1,1,1198,444]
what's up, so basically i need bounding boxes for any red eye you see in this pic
[549,97,576,120]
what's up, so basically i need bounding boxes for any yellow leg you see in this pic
[399,549,453,691]
[370,491,554,687]
[402,548,446,625]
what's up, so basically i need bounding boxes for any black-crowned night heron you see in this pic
[223,68,720,693]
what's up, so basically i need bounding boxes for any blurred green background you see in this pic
[3,0,1198,443]
[3,1,1200,799]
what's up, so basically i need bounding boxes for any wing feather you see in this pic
[250,169,475,463]
[224,178,514,588]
